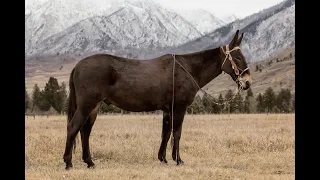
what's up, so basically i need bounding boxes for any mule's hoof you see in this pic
[87,162,95,169]
[160,158,168,164]
[176,160,184,166]
[158,156,168,164]
[172,154,176,161]
[65,163,73,170]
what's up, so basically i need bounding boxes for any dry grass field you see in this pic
[25,114,294,180]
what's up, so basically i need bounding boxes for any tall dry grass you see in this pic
[25,114,294,180]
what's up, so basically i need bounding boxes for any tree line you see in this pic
[25,76,295,115]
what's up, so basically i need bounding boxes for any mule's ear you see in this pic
[236,32,244,46]
[229,30,239,49]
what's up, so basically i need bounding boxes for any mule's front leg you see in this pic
[158,111,172,163]
[171,106,186,165]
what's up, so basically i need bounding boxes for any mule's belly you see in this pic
[107,95,167,112]
[105,81,170,112]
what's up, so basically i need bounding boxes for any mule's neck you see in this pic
[198,47,223,88]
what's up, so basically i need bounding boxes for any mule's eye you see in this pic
[235,56,242,61]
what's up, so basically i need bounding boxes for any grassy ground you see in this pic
[25,114,294,180]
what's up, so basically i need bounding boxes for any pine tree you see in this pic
[291,93,295,112]
[225,89,235,113]
[56,82,68,113]
[217,94,224,114]
[187,95,204,114]
[243,96,250,113]
[211,96,221,114]
[64,96,69,113]
[244,88,255,113]
[276,88,292,113]
[263,87,276,113]
[31,84,42,112]
[256,93,264,113]
[39,90,51,111]
[233,93,244,113]
[202,94,213,113]
[42,77,61,112]
[25,85,30,113]
[247,88,253,97]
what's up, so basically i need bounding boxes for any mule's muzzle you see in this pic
[237,73,252,90]
[243,80,251,90]
[237,80,250,90]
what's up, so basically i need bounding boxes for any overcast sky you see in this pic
[26,0,285,19]
[153,0,284,18]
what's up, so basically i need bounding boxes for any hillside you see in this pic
[25,0,295,71]
[25,46,295,98]
[171,0,295,63]
[25,0,226,64]
[25,0,295,98]
[202,46,295,97]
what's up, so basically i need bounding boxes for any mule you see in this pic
[63,30,252,169]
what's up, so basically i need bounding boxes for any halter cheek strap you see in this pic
[220,45,249,77]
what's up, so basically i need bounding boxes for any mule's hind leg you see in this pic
[158,110,172,163]
[80,103,100,168]
[63,102,98,170]
[171,106,186,165]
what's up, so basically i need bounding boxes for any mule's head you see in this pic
[220,30,252,90]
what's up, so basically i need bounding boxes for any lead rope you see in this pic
[170,54,176,149]
[172,53,244,107]
[169,51,245,149]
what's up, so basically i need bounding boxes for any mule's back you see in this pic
[72,54,174,111]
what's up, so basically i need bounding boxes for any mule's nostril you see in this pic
[246,81,251,87]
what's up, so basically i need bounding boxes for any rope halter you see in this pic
[220,45,249,78]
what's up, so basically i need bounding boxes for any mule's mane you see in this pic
[92,47,221,62]
[173,47,220,57]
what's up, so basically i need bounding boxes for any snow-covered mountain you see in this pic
[26,0,215,62]
[25,0,295,66]
[170,0,295,63]
[220,14,238,24]
[174,9,226,35]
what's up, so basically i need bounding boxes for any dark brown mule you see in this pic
[63,30,252,169]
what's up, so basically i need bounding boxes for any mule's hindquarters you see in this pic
[63,68,101,169]
[63,68,77,169]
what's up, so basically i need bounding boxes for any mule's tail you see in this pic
[67,68,77,153]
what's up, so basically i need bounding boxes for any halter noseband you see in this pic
[220,45,249,77]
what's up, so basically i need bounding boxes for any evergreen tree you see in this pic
[276,88,292,113]
[243,96,250,113]
[256,93,264,113]
[187,95,204,114]
[291,93,295,112]
[244,88,255,113]
[263,87,276,113]
[42,77,62,112]
[217,93,224,114]
[247,88,253,97]
[202,94,213,113]
[233,93,244,113]
[211,96,221,114]
[225,89,235,113]
[55,82,68,113]
[31,84,42,112]
[64,96,69,113]
[39,90,51,111]
[25,85,30,113]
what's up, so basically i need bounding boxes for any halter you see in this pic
[220,45,249,78]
